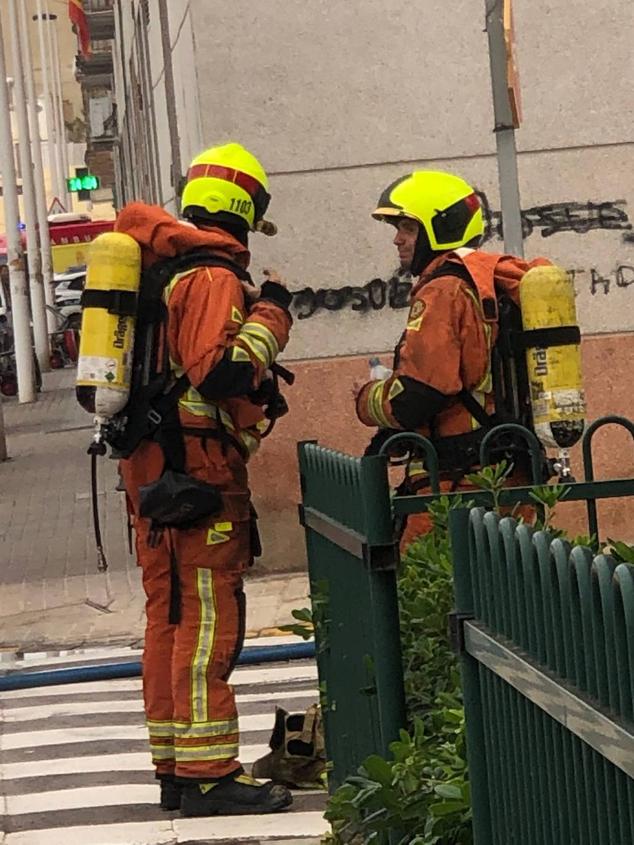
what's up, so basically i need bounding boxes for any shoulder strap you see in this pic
[426,260,498,321]
[163,250,253,284]
[426,261,498,428]
[139,249,253,309]
[426,261,473,288]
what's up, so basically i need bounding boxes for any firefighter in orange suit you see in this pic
[117,144,293,816]
[356,171,547,549]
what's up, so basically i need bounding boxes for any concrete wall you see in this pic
[190,0,634,357]
[112,0,634,565]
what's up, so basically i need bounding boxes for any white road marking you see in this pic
[4,820,176,845]
[1,712,276,750]
[0,644,324,844]
[175,812,329,839]
[1,743,269,780]
[6,783,160,815]
[2,687,318,722]
[2,814,328,844]
[0,678,143,699]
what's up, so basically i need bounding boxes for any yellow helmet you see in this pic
[181,142,275,234]
[373,170,483,251]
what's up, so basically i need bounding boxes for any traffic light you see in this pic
[67,167,100,200]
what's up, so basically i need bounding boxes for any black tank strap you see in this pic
[80,288,138,316]
[516,325,581,349]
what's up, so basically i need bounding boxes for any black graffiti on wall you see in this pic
[478,192,633,242]
[289,262,634,319]
[570,264,634,295]
[291,273,412,320]
[288,193,633,319]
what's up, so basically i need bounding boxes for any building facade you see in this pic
[111,0,634,564]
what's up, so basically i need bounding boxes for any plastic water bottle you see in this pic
[369,357,393,380]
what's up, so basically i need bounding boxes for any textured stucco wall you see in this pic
[188,0,634,360]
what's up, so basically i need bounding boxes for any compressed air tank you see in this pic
[76,232,141,418]
[519,265,585,449]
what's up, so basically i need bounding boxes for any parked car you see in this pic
[53,266,85,329]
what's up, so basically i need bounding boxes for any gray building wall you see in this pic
[187,0,634,355]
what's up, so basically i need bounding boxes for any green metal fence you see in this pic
[298,441,406,791]
[299,417,634,837]
[450,507,634,844]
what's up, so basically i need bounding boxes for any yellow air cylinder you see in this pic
[76,232,141,418]
[519,265,585,449]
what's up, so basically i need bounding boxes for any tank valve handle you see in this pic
[553,449,576,484]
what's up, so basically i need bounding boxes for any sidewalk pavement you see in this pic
[0,369,310,651]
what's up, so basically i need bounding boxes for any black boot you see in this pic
[159,776,183,811]
[180,773,293,817]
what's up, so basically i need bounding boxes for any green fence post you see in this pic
[360,455,407,759]
[449,507,493,845]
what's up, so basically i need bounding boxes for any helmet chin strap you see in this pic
[411,223,444,277]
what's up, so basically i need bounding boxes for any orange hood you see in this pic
[115,202,250,270]
[417,248,551,317]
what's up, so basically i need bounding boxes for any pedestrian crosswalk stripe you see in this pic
[1,743,270,781]
[6,783,160,815]
[1,813,329,844]
[2,686,318,722]
[1,712,282,749]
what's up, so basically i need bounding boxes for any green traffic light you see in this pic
[66,173,100,193]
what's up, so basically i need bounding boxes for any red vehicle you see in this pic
[48,213,114,273]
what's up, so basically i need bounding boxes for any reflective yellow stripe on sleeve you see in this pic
[236,321,279,368]
[366,380,392,428]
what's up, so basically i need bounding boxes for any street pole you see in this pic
[0,395,7,460]
[43,4,68,210]
[19,0,56,334]
[35,0,62,203]
[484,0,524,257]
[49,11,71,210]
[0,13,36,403]
[7,0,50,372]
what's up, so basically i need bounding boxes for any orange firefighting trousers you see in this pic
[121,433,254,780]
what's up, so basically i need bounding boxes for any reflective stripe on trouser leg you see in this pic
[173,567,248,779]
[191,568,217,723]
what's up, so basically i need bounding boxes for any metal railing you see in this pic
[299,416,634,836]
[298,441,405,791]
[450,507,634,844]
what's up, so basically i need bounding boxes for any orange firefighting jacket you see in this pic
[356,249,550,442]
[115,203,292,457]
